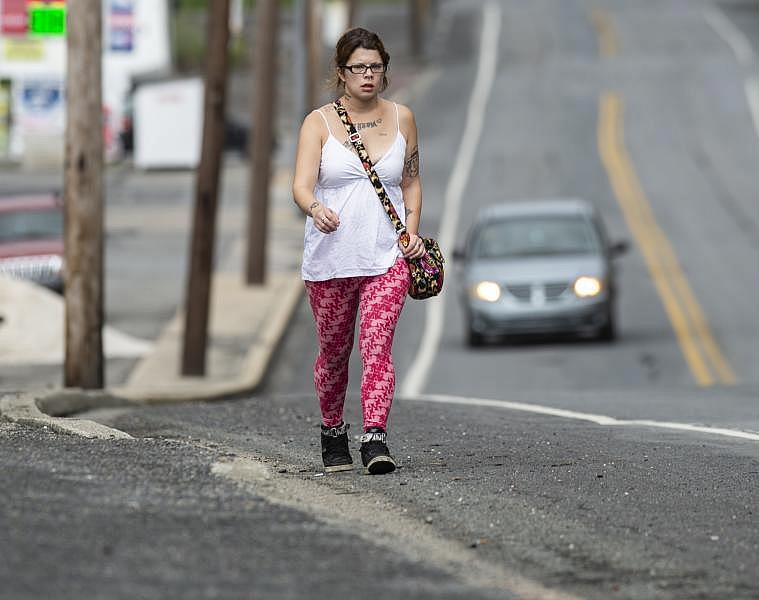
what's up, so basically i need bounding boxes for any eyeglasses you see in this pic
[342,63,386,75]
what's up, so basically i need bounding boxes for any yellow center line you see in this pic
[591,8,618,58]
[662,242,738,384]
[597,93,737,386]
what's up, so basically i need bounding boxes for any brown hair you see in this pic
[330,27,390,93]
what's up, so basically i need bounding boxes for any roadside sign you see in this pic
[3,37,44,61]
[27,1,66,36]
[1,1,66,37]
[21,80,62,113]
[1,0,28,35]
[108,0,134,52]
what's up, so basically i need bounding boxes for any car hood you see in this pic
[0,239,64,259]
[465,254,607,284]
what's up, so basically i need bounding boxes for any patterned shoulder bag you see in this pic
[333,99,444,300]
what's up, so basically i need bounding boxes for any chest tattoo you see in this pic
[355,118,383,131]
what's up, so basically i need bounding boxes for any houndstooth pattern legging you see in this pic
[305,258,409,431]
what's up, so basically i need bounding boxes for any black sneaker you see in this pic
[321,422,353,473]
[360,427,396,475]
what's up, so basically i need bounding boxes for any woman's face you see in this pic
[339,47,384,102]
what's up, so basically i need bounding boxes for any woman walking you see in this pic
[292,27,426,475]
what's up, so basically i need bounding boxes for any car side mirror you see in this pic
[452,247,467,261]
[609,240,629,257]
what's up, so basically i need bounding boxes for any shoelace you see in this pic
[359,431,387,444]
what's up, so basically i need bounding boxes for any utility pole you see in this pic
[304,0,323,113]
[294,0,305,122]
[246,0,279,284]
[64,0,104,389]
[409,0,422,59]
[347,0,359,27]
[181,0,231,376]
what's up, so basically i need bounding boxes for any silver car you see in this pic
[454,199,627,346]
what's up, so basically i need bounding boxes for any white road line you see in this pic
[391,68,442,106]
[400,1,502,397]
[746,77,759,140]
[703,5,755,66]
[704,8,759,165]
[405,394,759,442]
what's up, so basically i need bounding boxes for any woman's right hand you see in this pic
[312,203,340,233]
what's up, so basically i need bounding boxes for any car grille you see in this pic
[545,282,570,299]
[505,284,531,301]
[505,282,570,303]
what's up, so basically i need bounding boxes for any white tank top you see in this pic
[301,102,407,281]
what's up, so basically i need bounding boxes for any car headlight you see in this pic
[573,276,602,298]
[471,281,501,302]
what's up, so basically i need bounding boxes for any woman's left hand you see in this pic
[400,233,426,259]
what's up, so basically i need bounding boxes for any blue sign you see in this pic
[22,82,62,114]
[109,0,134,52]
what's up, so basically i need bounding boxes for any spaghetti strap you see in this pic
[393,102,400,134]
[315,109,333,136]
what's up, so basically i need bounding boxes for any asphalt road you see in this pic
[3,0,759,598]
[399,0,759,401]
[0,420,515,600]
[72,391,759,599]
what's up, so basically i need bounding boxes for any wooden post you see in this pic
[245,0,279,284]
[293,0,305,121]
[304,0,323,112]
[181,0,231,376]
[64,0,104,389]
[347,0,359,27]
[409,0,422,59]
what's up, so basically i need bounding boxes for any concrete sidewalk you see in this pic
[115,164,305,404]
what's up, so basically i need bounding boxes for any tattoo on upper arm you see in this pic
[404,145,420,178]
[405,207,415,218]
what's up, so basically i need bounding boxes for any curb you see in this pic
[0,272,304,439]
[113,271,304,404]
[0,392,134,440]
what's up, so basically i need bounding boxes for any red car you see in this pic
[0,193,65,291]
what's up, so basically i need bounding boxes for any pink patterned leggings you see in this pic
[305,258,409,431]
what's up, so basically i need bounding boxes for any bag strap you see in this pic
[333,99,410,246]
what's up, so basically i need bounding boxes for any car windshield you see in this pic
[473,215,601,259]
[0,209,63,243]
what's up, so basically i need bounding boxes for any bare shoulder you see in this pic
[394,102,418,138]
[301,109,329,139]
[393,102,418,143]
[305,107,330,126]
[394,102,416,124]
